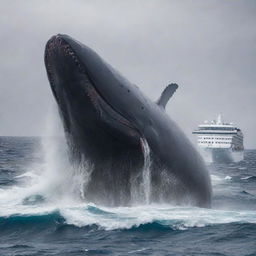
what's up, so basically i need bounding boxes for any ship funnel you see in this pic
[217,114,222,125]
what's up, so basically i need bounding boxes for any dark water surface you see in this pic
[0,137,255,256]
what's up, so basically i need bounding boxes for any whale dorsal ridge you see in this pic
[156,83,178,109]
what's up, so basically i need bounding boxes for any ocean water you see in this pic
[0,136,255,256]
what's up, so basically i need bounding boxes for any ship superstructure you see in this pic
[193,114,244,163]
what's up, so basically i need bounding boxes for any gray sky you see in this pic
[0,0,255,148]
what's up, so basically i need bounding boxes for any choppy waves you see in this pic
[0,137,256,256]
[0,187,255,232]
[0,164,255,232]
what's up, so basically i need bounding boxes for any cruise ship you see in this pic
[193,114,244,163]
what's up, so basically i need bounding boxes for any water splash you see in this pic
[141,138,152,204]
[130,138,152,205]
[0,104,94,210]
[39,105,93,202]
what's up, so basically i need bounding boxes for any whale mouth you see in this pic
[44,35,141,147]
[44,35,87,103]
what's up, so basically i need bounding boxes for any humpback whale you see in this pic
[44,34,212,207]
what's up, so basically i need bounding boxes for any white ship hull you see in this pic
[199,148,244,163]
[193,114,244,163]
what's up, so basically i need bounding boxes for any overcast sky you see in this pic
[0,0,255,148]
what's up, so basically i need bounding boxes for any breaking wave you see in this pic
[0,203,255,232]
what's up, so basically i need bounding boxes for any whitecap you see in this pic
[241,176,253,180]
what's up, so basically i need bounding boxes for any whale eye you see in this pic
[141,106,144,110]
[127,89,130,93]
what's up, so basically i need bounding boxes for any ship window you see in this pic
[199,127,235,131]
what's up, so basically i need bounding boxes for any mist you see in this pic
[0,0,255,148]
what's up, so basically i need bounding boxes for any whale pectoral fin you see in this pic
[156,83,178,109]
